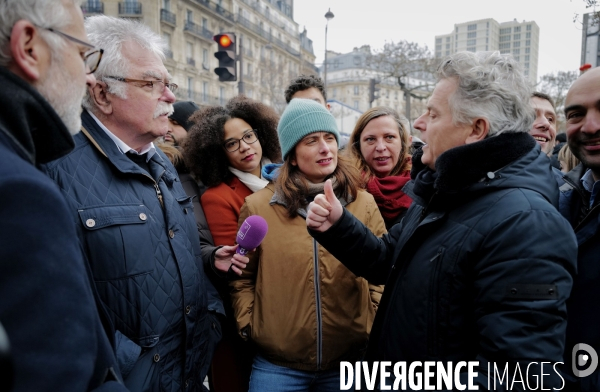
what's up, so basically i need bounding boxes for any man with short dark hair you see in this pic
[284,74,330,109]
[307,51,576,389]
[530,91,558,156]
[559,66,600,391]
[0,0,125,390]
[164,100,199,146]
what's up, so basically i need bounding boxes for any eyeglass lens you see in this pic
[225,131,258,152]
[85,49,102,74]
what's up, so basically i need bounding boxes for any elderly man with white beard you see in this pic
[43,15,219,392]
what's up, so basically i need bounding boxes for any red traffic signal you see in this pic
[213,33,237,82]
[218,35,232,48]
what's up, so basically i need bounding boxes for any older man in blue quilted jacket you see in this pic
[43,15,226,392]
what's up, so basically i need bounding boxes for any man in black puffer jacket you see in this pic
[307,51,577,391]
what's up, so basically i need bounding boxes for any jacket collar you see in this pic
[80,109,171,180]
[563,164,587,192]
[0,67,74,164]
[411,132,536,194]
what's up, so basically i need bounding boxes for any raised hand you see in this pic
[306,179,343,232]
[214,245,250,275]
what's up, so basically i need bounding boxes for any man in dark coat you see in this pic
[306,51,577,390]
[558,66,600,391]
[43,15,216,392]
[0,0,126,391]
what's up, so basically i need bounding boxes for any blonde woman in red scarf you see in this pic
[347,107,413,229]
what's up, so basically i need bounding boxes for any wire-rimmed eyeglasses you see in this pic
[103,76,179,96]
[223,130,259,152]
[43,27,103,74]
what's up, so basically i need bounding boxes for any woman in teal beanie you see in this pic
[229,98,386,391]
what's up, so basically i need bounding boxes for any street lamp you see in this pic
[323,8,334,90]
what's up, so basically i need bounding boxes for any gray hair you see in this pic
[82,15,165,111]
[437,51,534,137]
[0,0,83,67]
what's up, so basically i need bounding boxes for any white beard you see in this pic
[37,56,87,136]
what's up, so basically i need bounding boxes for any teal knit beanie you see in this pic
[277,98,339,159]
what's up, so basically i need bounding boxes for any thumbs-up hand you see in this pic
[307,179,343,232]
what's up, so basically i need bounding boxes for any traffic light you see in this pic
[368,78,380,105]
[213,33,237,82]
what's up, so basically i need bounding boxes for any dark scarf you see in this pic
[366,172,412,223]
[410,132,536,200]
[0,67,74,165]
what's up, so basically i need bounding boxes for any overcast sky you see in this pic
[293,0,594,82]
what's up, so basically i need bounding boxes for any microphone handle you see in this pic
[236,246,250,256]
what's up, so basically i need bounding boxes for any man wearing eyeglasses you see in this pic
[43,14,220,392]
[0,1,127,391]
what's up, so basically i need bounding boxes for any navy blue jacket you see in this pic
[0,68,126,391]
[311,133,577,390]
[557,164,600,391]
[43,110,212,392]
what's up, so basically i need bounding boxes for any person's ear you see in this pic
[465,118,489,144]
[90,81,113,115]
[8,21,47,81]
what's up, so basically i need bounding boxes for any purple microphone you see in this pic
[236,215,268,255]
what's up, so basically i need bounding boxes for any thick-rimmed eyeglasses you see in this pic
[103,76,178,96]
[43,27,103,74]
[223,130,259,152]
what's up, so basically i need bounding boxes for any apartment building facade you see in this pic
[324,45,433,133]
[435,18,540,84]
[82,0,316,111]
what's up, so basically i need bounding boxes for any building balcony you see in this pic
[192,0,234,23]
[186,57,196,67]
[160,9,176,26]
[213,4,234,22]
[184,21,214,41]
[82,1,104,14]
[236,13,269,40]
[118,2,141,15]
[176,88,221,106]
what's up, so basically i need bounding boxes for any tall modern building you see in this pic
[81,0,316,112]
[581,12,600,68]
[435,18,539,84]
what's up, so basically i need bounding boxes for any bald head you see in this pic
[564,67,600,179]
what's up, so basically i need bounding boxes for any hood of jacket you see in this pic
[411,132,558,207]
[261,163,281,182]
[0,67,74,165]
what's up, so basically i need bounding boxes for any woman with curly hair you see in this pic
[182,95,281,392]
[346,106,413,229]
[230,99,385,391]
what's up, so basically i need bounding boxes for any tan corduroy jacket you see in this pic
[230,184,386,371]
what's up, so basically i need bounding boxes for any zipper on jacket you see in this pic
[140,169,165,209]
[427,247,444,357]
[421,191,439,221]
[153,182,164,208]
[312,239,323,370]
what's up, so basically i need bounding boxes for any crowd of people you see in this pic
[0,1,599,392]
